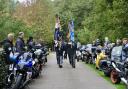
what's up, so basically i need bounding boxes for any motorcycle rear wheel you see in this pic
[110,70,121,84]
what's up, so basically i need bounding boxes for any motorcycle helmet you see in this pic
[96,48,101,54]
[9,52,18,62]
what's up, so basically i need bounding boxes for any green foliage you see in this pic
[0,0,33,41]
[0,0,55,45]
[0,16,32,41]
[58,0,128,44]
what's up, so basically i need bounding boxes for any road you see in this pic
[29,53,116,89]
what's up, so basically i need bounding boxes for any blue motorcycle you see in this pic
[8,52,33,89]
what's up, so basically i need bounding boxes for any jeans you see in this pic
[56,52,63,65]
[57,55,63,65]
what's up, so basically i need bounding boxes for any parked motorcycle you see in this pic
[76,50,82,62]
[81,48,92,64]
[8,52,33,89]
[100,46,123,78]
[108,58,128,89]
[110,52,128,88]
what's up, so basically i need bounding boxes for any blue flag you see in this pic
[69,20,75,41]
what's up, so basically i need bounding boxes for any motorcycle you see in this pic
[82,49,92,64]
[76,50,82,62]
[99,46,123,77]
[110,45,128,87]
[32,45,49,77]
[111,59,128,88]
[8,52,33,89]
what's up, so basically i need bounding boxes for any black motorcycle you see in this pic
[110,59,128,89]
[99,46,123,77]
[82,49,92,64]
[32,47,47,77]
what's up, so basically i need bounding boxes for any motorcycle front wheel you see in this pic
[11,74,23,89]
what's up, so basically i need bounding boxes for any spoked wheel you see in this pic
[110,69,121,84]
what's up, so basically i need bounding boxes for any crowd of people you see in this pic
[0,32,45,65]
[91,37,128,69]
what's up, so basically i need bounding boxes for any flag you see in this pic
[69,20,75,41]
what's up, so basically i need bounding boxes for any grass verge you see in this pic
[85,63,125,89]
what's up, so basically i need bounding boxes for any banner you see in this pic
[68,20,75,41]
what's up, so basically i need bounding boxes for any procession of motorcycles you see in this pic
[76,38,128,89]
[0,37,49,89]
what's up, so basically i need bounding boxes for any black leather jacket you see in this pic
[2,39,14,64]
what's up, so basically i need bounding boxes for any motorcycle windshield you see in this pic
[18,52,33,69]
[111,46,122,61]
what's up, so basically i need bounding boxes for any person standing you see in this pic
[15,32,25,53]
[122,38,128,61]
[104,37,110,48]
[95,39,101,46]
[27,36,35,51]
[2,33,14,64]
[55,37,64,68]
[67,41,77,68]
[54,14,63,67]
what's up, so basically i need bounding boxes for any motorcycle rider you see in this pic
[2,33,14,64]
[95,39,101,46]
[27,36,35,51]
[122,38,128,61]
[104,37,111,58]
[95,46,106,69]
[104,37,110,47]
[92,41,96,46]
[15,32,25,53]
[116,39,122,46]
